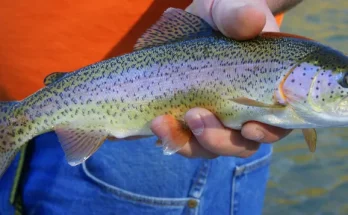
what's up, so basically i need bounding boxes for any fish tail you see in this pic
[0,101,22,178]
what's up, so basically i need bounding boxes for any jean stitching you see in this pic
[82,162,197,208]
[188,160,211,199]
[230,147,273,215]
[230,167,237,215]
[235,147,273,176]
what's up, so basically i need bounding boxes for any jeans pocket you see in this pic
[82,162,196,207]
[231,148,273,215]
[80,140,205,215]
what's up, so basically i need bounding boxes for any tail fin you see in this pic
[0,101,21,178]
[0,148,20,178]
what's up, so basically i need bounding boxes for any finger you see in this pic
[184,108,260,157]
[177,138,219,159]
[211,0,280,39]
[186,0,280,40]
[151,115,218,158]
[186,0,219,29]
[151,115,190,154]
[212,0,266,39]
[241,121,292,143]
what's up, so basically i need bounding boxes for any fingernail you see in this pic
[187,114,204,136]
[249,128,265,141]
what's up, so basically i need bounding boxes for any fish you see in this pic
[1,7,348,178]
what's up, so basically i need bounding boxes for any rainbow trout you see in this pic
[1,8,348,177]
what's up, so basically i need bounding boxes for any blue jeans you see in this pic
[1,132,272,215]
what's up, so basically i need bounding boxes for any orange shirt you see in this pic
[0,1,283,100]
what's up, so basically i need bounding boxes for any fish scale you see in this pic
[1,8,348,177]
[13,37,313,143]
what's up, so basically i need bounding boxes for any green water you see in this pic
[264,1,348,214]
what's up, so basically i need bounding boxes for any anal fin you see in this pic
[55,125,108,166]
[302,128,317,152]
[155,115,192,155]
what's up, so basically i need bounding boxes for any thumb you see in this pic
[186,0,280,40]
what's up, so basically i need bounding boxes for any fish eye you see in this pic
[338,73,348,88]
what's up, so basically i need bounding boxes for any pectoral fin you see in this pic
[55,125,108,166]
[231,97,285,108]
[302,128,317,152]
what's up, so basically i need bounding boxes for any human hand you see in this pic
[151,0,292,159]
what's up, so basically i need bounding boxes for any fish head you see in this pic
[280,46,348,126]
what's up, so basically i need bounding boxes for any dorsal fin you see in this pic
[260,32,314,41]
[134,8,215,51]
[44,72,69,86]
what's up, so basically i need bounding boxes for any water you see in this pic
[264,1,348,214]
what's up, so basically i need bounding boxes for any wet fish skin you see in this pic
[1,8,348,177]
[7,36,318,147]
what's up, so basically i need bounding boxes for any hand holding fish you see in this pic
[151,0,291,158]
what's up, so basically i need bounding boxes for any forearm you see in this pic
[267,0,303,14]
